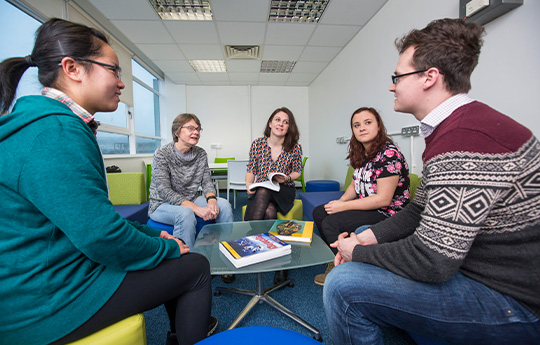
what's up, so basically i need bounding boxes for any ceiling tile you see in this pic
[111,20,173,44]
[210,0,270,22]
[262,45,304,61]
[166,72,201,84]
[179,44,225,60]
[225,60,261,73]
[228,72,260,82]
[216,22,267,45]
[292,61,328,74]
[287,73,319,82]
[198,73,230,82]
[308,25,361,47]
[320,0,388,26]
[265,22,316,45]
[163,21,220,44]
[137,44,185,60]
[299,46,341,62]
[88,0,157,20]
[153,60,194,73]
[258,73,290,82]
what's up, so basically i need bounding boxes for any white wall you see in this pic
[185,85,310,178]
[160,79,187,143]
[308,0,540,186]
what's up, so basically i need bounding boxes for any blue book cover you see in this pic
[219,232,291,268]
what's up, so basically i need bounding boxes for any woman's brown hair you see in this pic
[347,107,393,169]
[263,107,300,152]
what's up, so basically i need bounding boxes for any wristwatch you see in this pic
[206,195,217,202]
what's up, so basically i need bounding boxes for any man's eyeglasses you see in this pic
[78,58,122,80]
[181,126,203,133]
[391,69,428,84]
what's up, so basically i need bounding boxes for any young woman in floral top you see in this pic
[313,107,410,286]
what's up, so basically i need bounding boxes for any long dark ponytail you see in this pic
[0,18,109,114]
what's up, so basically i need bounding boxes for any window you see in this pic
[0,1,42,110]
[95,60,162,155]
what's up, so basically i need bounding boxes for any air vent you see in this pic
[260,60,296,73]
[224,45,261,60]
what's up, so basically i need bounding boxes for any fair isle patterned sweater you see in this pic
[353,101,540,317]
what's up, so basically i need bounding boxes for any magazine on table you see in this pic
[219,232,291,268]
[248,172,287,192]
[268,219,314,244]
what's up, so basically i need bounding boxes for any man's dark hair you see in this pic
[395,18,484,94]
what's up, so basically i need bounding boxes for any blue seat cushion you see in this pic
[195,326,321,344]
[305,180,340,192]
[114,202,149,224]
[298,191,344,221]
[147,217,215,236]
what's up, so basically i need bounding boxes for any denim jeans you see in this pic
[323,262,540,345]
[149,196,233,248]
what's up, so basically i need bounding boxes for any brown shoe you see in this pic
[314,262,335,286]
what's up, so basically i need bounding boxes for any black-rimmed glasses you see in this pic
[78,58,122,80]
[391,69,428,84]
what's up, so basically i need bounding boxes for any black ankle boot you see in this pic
[273,270,288,285]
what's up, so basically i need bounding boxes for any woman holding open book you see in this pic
[312,107,410,286]
[244,107,303,283]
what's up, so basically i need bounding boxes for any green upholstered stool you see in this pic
[242,199,303,221]
[107,173,147,205]
[67,313,146,345]
[409,173,422,200]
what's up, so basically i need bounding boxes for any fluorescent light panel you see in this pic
[269,0,330,23]
[190,60,226,72]
[260,60,296,73]
[149,0,213,21]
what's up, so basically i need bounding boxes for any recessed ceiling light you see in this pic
[260,60,296,73]
[268,0,330,23]
[189,60,227,72]
[149,0,213,21]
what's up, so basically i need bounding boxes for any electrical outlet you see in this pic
[466,0,489,17]
[401,125,420,137]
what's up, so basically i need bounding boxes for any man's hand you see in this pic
[330,232,361,266]
[194,205,216,221]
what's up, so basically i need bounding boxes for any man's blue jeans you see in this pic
[323,262,539,345]
[149,196,233,248]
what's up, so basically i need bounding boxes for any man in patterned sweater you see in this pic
[324,19,540,344]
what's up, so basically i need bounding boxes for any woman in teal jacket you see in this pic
[0,19,211,345]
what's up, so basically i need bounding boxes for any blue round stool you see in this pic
[305,180,340,192]
[195,326,321,344]
[146,218,214,236]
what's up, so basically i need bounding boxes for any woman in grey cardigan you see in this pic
[149,113,233,248]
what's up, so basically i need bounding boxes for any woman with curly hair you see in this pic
[312,107,410,286]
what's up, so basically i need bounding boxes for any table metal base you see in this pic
[214,272,322,341]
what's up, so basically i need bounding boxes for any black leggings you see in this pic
[52,253,212,345]
[313,204,387,254]
[244,188,278,220]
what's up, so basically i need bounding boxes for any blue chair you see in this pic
[195,326,321,344]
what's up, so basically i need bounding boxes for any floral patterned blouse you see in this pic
[354,141,410,217]
[247,137,303,188]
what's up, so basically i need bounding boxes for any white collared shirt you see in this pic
[420,94,475,137]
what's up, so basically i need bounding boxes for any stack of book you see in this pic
[219,232,291,268]
[268,219,314,244]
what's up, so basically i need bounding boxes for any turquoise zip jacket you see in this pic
[0,96,180,345]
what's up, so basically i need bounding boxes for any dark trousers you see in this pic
[53,253,212,345]
[313,204,387,254]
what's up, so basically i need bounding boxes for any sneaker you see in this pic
[314,262,335,286]
[165,331,178,345]
[207,316,218,337]
[221,274,235,284]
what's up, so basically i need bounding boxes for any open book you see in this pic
[248,172,287,192]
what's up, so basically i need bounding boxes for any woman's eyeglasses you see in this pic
[59,57,122,80]
[181,126,203,133]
